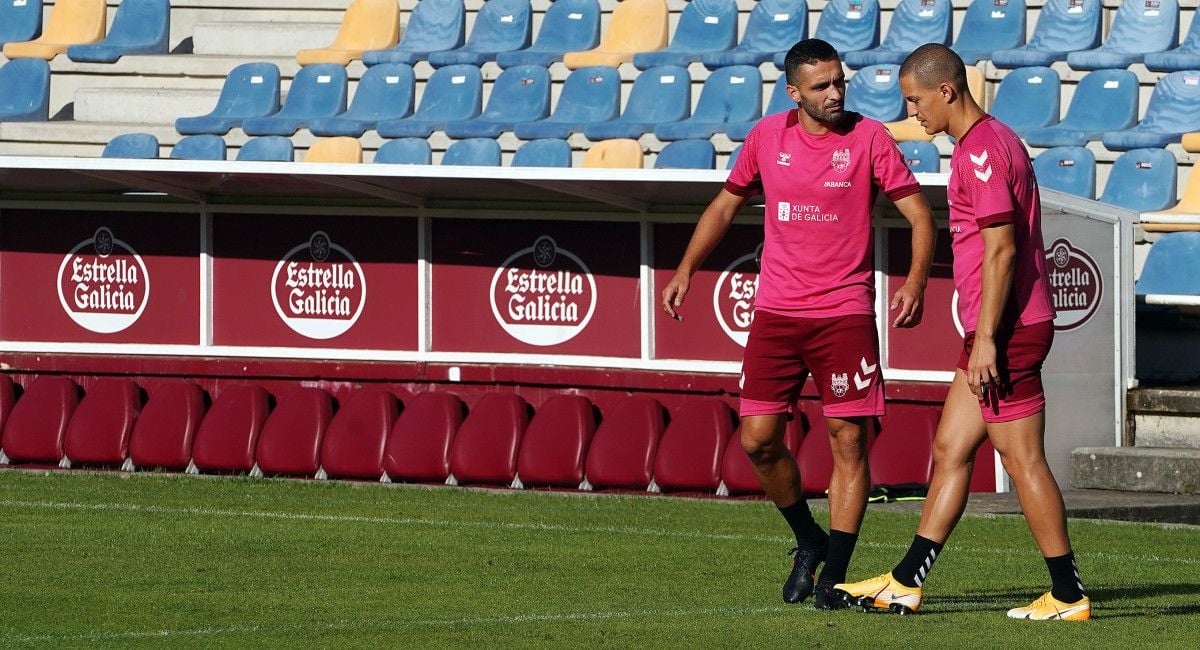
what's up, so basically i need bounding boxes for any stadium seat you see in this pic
[0,377,79,466]
[362,0,465,66]
[304,137,363,163]
[970,437,996,492]
[384,392,466,482]
[727,74,793,141]
[654,65,761,141]
[308,63,415,137]
[374,138,433,164]
[885,65,983,142]
[841,0,951,69]
[1096,148,1178,213]
[1143,167,1200,226]
[0,376,15,440]
[443,65,550,138]
[66,0,169,63]
[2,0,105,60]
[1136,233,1200,296]
[726,144,742,170]
[702,0,807,69]
[375,64,482,138]
[101,133,158,159]
[810,0,879,57]
[515,394,598,488]
[511,138,572,167]
[127,382,207,471]
[235,136,295,162]
[1101,71,1200,151]
[654,139,716,169]
[989,66,1060,137]
[190,384,271,473]
[319,388,400,480]
[582,396,667,490]
[0,58,51,122]
[175,62,281,135]
[441,138,502,166]
[169,134,226,160]
[562,0,668,69]
[899,140,940,173]
[254,387,333,477]
[449,392,531,486]
[1145,11,1200,72]
[513,66,619,140]
[718,414,805,496]
[868,403,937,486]
[652,399,736,492]
[844,64,905,123]
[990,0,1101,69]
[426,0,532,67]
[0,0,42,50]
[950,0,1025,65]
[1066,0,1178,71]
[582,65,689,140]
[1032,146,1096,199]
[1023,69,1137,148]
[495,0,600,68]
[241,64,348,137]
[63,379,142,468]
[1185,133,1200,153]
[581,139,643,168]
[296,0,400,66]
[632,0,737,70]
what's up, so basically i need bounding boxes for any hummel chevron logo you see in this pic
[859,357,877,375]
[969,150,988,167]
[973,166,993,182]
[854,357,878,391]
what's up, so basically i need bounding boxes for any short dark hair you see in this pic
[899,43,968,93]
[783,39,840,84]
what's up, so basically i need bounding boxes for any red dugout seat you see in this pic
[1,376,80,466]
[868,403,938,486]
[795,400,878,497]
[652,399,737,492]
[719,413,806,496]
[516,394,598,488]
[0,375,16,438]
[970,437,997,492]
[63,379,143,467]
[449,392,531,486]
[582,396,667,490]
[319,388,399,480]
[128,382,207,471]
[384,392,466,483]
[190,384,271,473]
[255,387,334,477]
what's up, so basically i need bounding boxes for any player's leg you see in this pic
[822,415,870,587]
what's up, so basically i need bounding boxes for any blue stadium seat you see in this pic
[426,0,532,67]
[1023,69,1137,147]
[374,138,433,164]
[513,65,619,139]
[727,143,742,170]
[654,139,716,169]
[0,58,51,122]
[1101,70,1200,150]
[989,66,1060,137]
[726,74,794,141]
[951,0,1025,65]
[66,0,169,63]
[0,0,41,49]
[375,64,482,138]
[175,63,281,135]
[1136,232,1200,297]
[241,64,348,136]
[899,140,939,173]
[844,64,905,122]
[583,65,689,140]
[812,0,879,55]
[703,0,806,69]
[236,136,295,162]
[170,134,226,160]
[1145,11,1200,72]
[443,65,549,138]
[1097,148,1178,212]
[633,0,737,70]
[441,138,502,166]
[841,0,951,69]
[1067,0,1178,70]
[495,0,599,68]
[102,133,158,159]
[654,65,760,141]
[362,0,465,66]
[308,63,415,137]
[512,138,572,167]
[990,0,1102,68]
[1032,146,1095,199]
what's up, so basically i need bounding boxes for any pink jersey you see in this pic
[725,110,920,317]
[947,115,1056,332]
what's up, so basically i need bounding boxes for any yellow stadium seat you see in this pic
[886,65,985,143]
[304,137,364,163]
[582,139,643,168]
[1142,164,1200,232]
[296,0,400,66]
[562,0,668,69]
[3,0,107,60]
[1182,132,1200,153]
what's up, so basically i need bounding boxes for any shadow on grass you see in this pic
[919,583,1200,617]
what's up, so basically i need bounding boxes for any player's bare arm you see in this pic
[969,218,1016,398]
[889,191,936,328]
[661,189,749,321]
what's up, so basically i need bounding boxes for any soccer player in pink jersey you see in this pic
[661,39,936,610]
[835,44,1090,621]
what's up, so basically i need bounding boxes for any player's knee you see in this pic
[932,437,974,468]
[740,427,784,462]
[827,424,868,463]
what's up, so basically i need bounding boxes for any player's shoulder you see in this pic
[968,116,1023,153]
[750,109,795,136]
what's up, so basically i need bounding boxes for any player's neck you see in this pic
[947,101,987,142]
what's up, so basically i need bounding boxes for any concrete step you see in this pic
[1073,447,1200,494]
[192,22,341,58]
[1129,387,1200,449]
[75,88,222,125]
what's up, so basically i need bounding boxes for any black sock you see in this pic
[891,534,944,588]
[1046,552,1086,603]
[817,529,858,585]
[778,500,828,550]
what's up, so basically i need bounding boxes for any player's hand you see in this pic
[890,280,925,328]
[966,335,999,403]
[661,272,690,321]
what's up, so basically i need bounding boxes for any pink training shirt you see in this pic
[947,115,1056,332]
[725,110,920,318]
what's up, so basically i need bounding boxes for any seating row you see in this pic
[1,0,169,63]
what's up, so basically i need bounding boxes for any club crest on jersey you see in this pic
[831,148,851,173]
[777,152,791,166]
[831,372,849,397]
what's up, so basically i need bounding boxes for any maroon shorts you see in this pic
[739,311,884,419]
[957,320,1054,423]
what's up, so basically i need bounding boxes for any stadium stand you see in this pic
[990,0,1101,68]
[1066,0,1178,71]
[841,0,952,69]
[0,377,79,466]
[1032,146,1097,199]
[581,396,667,490]
[1023,69,1138,148]
[375,64,483,138]
[950,0,1025,65]
[235,136,295,162]
[809,0,879,57]
[189,384,271,474]
[2,0,105,60]
[1185,132,1200,153]
[374,137,433,164]
[175,62,282,136]
[844,64,905,123]
[988,66,1060,137]
[496,0,599,68]
[62,379,141,468]
[426,0,532,67]
[304,137,364,163]
[1144,10,1200,72]
[240,64,348,137]
[1143,168,1200,228]
[253,387,333,478]
[632,0,738,70]
[654,65,761,140]
[318,388,400,480]
[308,63,415,137]
[514,394,598,488]
[898,140,940,173]
[441,138,502,165]
[296,0,400,66]
[443,65,550,138]
[1102,70,1200,151]
[0,58,51,122]
[868,403,937,486]
[563,0,668,69]
[448,392,531,486]
[702,0,807,69]
[654,139,716,169]
[127,382,207,472]
[1097,148,1178,213]
[511,138,572,167]
[727,143,741,169]
[65,0,169,63]
[0,0,42,50]
[513,66,620,140]
[718,415,804,496]
[885,65,982,142]
[384,392,466,482]
[581,138,643,168]
[727,74,793,141]
[651,399,736,492]
[1136,233,1200,296]
[169,134,226,161]
[101,132,158,159]
[362,0,465,66]
[582,65,689,140]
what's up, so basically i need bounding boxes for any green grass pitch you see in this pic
[1,470,1197,646]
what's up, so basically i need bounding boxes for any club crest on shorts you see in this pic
[831,372,849,398]
[831,148,851,173]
